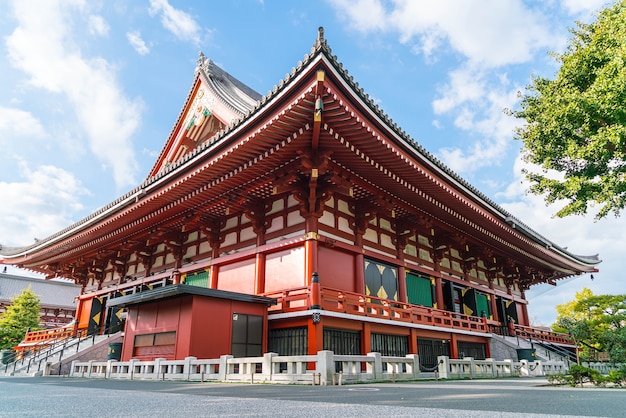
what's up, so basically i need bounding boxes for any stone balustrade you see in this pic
[69,351,600,384]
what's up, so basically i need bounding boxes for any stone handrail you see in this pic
[69,351,587,384]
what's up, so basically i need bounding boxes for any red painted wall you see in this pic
[317,246,356,292]
[217,258,255,294]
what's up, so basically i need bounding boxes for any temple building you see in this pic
[0,28,598,367]
[0,271,79,328]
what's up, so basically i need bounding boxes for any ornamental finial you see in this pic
[197,51,206,67]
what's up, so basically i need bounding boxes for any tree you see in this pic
[513,1,626,219]
[553,288,626,363]
[0,286,42,350]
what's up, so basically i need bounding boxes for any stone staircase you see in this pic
[1,332,122,377]
[490,333,575,364]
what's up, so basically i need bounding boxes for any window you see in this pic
[406,273,434,307]
[323,328,361,355]
[185,269,209,287]
[418,338,450,371]
[475,291,491,319]
[364,259,398,301]
[457,341,486,360]
[371,333,408,357]
[268,327,307,355]
[133,331,176,357]
[231,313,263,357]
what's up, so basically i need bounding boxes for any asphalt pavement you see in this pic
[0,376,624,417]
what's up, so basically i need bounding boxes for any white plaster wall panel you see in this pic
[223,231,237,247]
[240,226,255,242]
[319,211,334,227]
[266,216,284,234]
[337,217,352,235]
[287,210,301,227]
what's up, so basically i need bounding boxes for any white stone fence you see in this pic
[68,352,584,384]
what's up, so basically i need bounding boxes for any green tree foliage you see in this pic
[0,286,42,350]
[553,288,626,363]
[513,1,626,219]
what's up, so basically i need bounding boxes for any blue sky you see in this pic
[0,0,621,325]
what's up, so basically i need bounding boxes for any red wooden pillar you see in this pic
[255,253,266,294]
[488,277,500,322]
[209,265,219,289]
[397,265,407,303]
[434,276,444,311]
[409,328,418,355]
[449,334,459,359]
[304,217,319,284]
[354,234,365,295]
[254,225,266,294]
[362,322,371,354]
[307,318,323,354]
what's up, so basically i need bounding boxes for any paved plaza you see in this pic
[1,376,624,417]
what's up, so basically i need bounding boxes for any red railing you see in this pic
[265,286,490,334]
[513,324,574,345]
[265,286,577,345]
[15,326,86,352]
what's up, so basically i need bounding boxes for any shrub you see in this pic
[567,365,602,387]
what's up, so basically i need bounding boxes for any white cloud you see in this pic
[561,0,609,15]
[0,161,88,247]
[433,67,485,114]
[327,0,387,32]
[0,106,46,140]
[127,31,150,55]
[5,0,141,189]
[148,0,203,46]
[328,0,562,67]
[88,15,109,36]
[436,71,520,173]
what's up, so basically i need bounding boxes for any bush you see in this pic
[566,365,602,387]
[604,366,626,387]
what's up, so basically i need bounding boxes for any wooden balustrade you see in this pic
[266,285,490,334]
[15,326,84,352]
[265,286,580,342]
[513,324,574,345]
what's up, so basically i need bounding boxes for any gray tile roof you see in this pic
[0,273,79,308]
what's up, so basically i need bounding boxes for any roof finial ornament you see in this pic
[316,26,325,48]
[197,51,206,67]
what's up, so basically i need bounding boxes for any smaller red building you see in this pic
[108,285,275,361]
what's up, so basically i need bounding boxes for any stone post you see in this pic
[437,355,449,379]
[153,358,165,380]
[184,356,196,380]
[405,354,420,379]
[316,350,334,385]
[519,359,529,376]
[262,352,277,382]
[367,352,383,380]
[219,355,233,381]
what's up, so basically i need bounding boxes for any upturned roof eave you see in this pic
[0,28,600,272]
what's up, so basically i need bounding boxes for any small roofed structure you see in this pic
[108,284,275,360]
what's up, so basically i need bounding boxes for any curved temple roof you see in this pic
[0,27,599,281]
